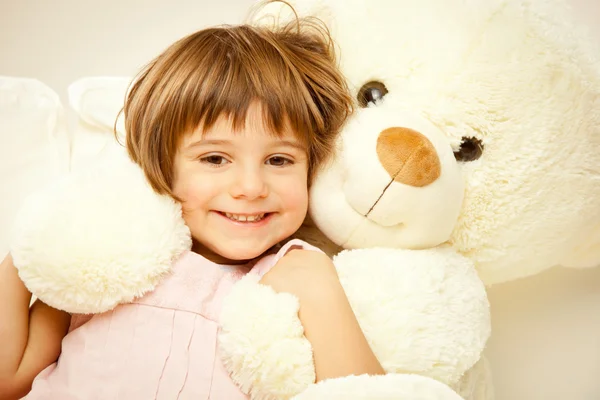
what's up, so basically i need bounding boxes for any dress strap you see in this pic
[250,239,323,278]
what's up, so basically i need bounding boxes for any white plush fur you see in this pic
[332,248,489,384]
[220,273,315,400]
[223,0,600,398]
[258,0,600,284]
[291,374,464,400]
[10,157,191,313]
[451,357,494,400]
[8,0,599,399]
[218,246,490,399]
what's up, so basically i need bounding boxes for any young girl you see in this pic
[0,13,384,400]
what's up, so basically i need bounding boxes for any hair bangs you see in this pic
[124,15,353,197]
[194,28,317,147]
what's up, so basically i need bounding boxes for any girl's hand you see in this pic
[259,249,385,382]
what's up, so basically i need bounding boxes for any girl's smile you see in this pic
[172,102,309,264]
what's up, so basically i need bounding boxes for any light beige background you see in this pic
[1,1,599,399]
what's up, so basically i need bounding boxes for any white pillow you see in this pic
[67,77,132,171]
[0,77,69,258]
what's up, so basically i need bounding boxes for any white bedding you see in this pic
[0,78,69,257]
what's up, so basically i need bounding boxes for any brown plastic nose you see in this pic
[376,127,441,187]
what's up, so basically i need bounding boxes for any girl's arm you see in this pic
[0,254,71,400]
[260,249,385,382]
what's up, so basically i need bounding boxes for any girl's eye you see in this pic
[201,155,228,166]
[267,156,292,166]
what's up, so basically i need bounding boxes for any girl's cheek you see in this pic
[289,183,309,210]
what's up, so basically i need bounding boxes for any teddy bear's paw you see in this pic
[219,274,315,400]
[10,157,191,314]
[291,373,464,400]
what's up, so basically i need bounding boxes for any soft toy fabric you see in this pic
[251,0,600,285]
[8,0,600,399]
[10,153,490,400]
[219,245,490,399]
[219,0,600,398]
[11,157,191,314]
[0,77,69,258]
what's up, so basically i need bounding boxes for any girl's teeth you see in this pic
[225,213,265,222]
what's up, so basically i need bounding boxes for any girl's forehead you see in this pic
[180,118,307,152]
[185,106,309,147]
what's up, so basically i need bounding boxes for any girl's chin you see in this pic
[197,245,271,265]
[223,248,270,263]
[192,235,285,265]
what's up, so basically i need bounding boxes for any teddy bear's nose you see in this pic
[376,127,441,187]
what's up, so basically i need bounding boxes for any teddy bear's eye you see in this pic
[454,137,484,162]
[357,81,388,107]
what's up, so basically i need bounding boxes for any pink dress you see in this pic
[24,239,318,400]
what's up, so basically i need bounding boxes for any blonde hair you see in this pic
[123,12,352,198]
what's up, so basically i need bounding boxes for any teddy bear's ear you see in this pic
[9,157,192,314]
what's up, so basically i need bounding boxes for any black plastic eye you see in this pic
[454,137,484,162]
[357,81,388,107]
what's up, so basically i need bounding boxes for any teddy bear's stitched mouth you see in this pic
[340,210,406,248]
[363,177,395,219]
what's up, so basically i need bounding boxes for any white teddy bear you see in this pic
[252,0,600,284]
[10,152,489,400]
[218,0,600,398]
[9,0,599,399]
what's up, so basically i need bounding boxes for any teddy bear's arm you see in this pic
[9,158,192,314]
[218,260,483,400]
[292,374,464,400]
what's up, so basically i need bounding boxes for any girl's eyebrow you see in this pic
[185,138,306,151]
[273,140,307,151]
[186,139,230,149]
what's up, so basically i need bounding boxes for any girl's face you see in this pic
[172,103,309,264]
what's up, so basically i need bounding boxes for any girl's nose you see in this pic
[229,166,269,200]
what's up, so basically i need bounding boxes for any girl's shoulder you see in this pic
[251,239,328,278]
[274,238,324,259]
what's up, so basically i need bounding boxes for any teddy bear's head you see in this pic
[257,0,600,284]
